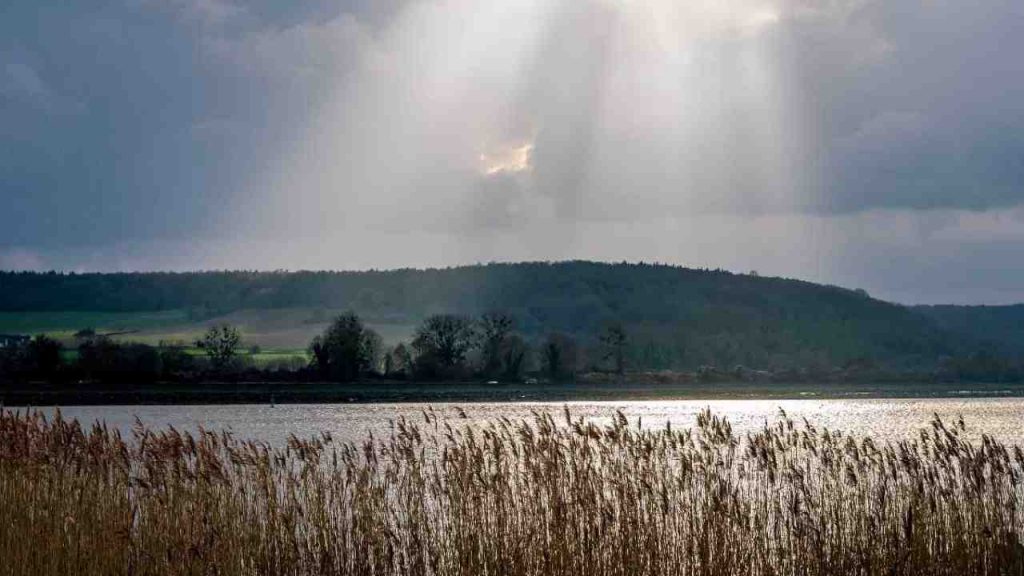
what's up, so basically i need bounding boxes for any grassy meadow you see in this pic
[0,310,190,339]
[0,308,417,367]
[2,407,1024,575]
[0,308,414,347]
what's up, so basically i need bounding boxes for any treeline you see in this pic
[4,310,1024,386]
[915,304,1024,357]
[307,311,596,382]
[0,333,253,385]
[0,311,607,384]
[0,261,985,369]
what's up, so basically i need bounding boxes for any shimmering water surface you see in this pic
[24,398,1024,447]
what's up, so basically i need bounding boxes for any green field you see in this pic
[0,308,414,360]
[56,347,310,368]
[0,310,190,338]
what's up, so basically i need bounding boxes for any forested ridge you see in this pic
[914,304,1024,356]
[0,261,1017,370]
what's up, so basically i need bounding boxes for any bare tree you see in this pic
[600,323,628,375]
[362,330,384,374]
[412,314,476,377]
[500,333,528,380]
[478,312,514,376]
[542,332,578,380]
[196,324,241,372]
[384,342,413,377]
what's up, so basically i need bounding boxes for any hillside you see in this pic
[0,262,986,370]
[914,305,1024,357]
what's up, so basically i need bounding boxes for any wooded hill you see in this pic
[914,304,1024,357]
[0,262,1017,370]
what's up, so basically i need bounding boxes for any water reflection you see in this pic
[23,398,1024,447]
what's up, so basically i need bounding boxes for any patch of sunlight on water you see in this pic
[22,398,1024,447]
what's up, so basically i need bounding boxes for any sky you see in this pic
[1,0,1023,304]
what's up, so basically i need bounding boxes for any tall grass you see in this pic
[2,406,1024,575]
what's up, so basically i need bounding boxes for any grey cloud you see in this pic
[0,56,84,115]
[0,248,46,271]
[796,0,1024,212]
[521,1,618,219]
[152,0,244,26]
[3,0,1024,303]
[204,13,369,81]
[466,171,554,230]
[0,61,51,104]
[467,0,1024,219]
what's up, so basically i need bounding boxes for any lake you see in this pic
[22,397,1024,447]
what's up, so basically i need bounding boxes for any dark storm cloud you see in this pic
[798,0,1024,213]
[2,0,1024,303]
[0,0,409,251]
[1,1,229,247]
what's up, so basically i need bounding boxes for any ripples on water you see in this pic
[24,398,1024,447]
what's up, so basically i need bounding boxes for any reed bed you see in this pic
[2,406,1024,576]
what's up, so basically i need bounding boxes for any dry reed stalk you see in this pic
[2,406,1024,575]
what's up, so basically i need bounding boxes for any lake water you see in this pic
[20,398,1024,447]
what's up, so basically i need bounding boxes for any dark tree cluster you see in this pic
[0,309,595,386]
[411,314,478,379]
[936,351,1024,383]
[308,313,381,382]
[299,310,589,382]
[1,335,64,381]
[0,326,258,385]
[1,335,169,384]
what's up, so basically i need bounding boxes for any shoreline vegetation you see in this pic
[4,308,1024,406]
[4,407,1024,575]
[3,263,1024,376]
[6,380,1024,406]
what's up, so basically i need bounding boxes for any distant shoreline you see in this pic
[4,380,1024,406]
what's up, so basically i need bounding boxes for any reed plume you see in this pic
[2,406,1023,575]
